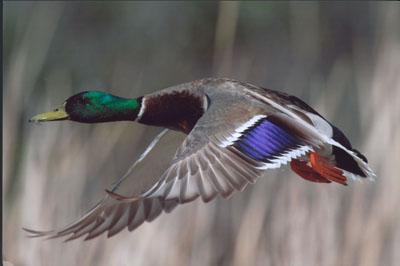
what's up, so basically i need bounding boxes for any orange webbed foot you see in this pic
[290,159,331,183]
[309,152,347,185]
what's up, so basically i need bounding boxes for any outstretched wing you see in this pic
[24,129,187,241]
[136,91,314,203]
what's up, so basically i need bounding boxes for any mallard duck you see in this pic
[26,78,375,241]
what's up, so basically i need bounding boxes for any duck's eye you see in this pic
[54,108,59,111]
[81,98,90,104]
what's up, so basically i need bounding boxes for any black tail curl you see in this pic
[331,125,367,177]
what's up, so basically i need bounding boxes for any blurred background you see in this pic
[3,2,400,266]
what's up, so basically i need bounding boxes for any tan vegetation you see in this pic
[4,2,400,266]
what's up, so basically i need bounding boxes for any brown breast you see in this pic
[138,90,205,134]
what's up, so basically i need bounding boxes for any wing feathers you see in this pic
[208,144,247,191]
[144,198,161,222]
[194,156,218,202]
[65,220,98,241]
[143,137,265,203]
[127,200,146,231]
[219,151,258,184]
[107,205,130,237]
[85,204,123,240]
[162,199,179,213]
[202,149,235,198]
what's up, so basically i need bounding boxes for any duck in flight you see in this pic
[26,78,375,241]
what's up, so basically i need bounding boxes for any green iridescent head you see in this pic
[30,91,143,123]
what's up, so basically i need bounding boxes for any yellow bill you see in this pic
[29,102,69,122]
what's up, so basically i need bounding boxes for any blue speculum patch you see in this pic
[235,119,302,162]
